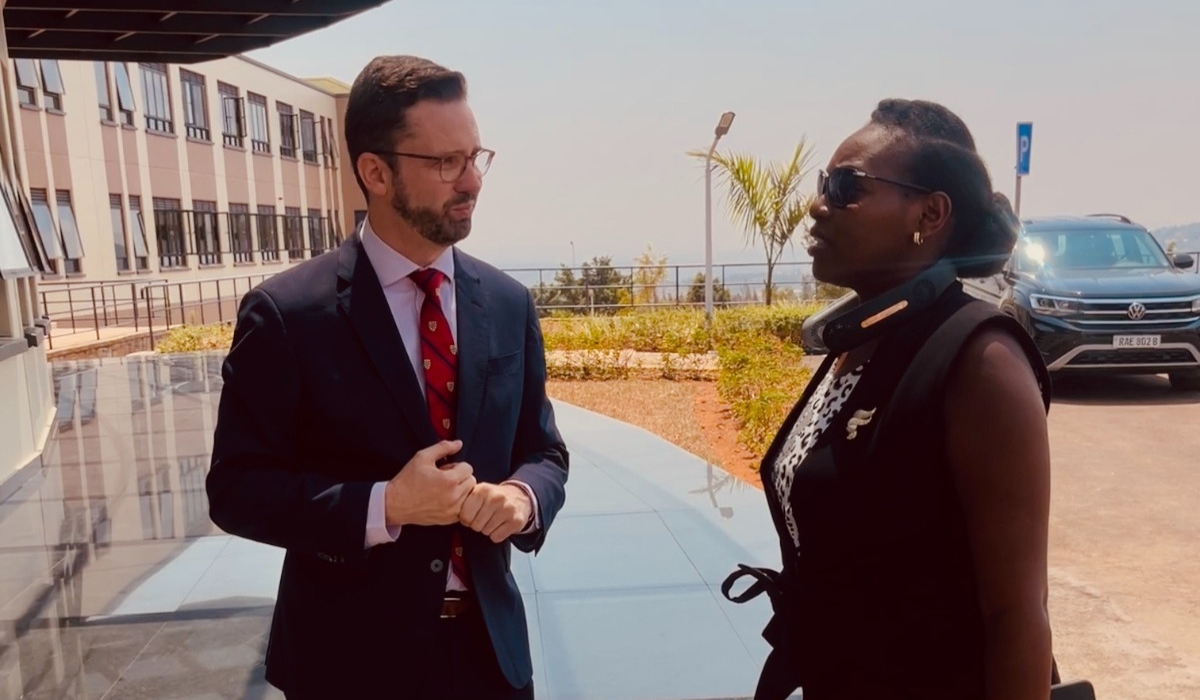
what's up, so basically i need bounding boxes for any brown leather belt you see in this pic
[440,595,472,619]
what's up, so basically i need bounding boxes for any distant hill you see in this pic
[1153,223,1200,252]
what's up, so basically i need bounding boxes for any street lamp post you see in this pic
[705,111,735,328]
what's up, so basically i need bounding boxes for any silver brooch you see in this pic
[846,409,877,441]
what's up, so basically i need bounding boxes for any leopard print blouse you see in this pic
[771,363,866,550]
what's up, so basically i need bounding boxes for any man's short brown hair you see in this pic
[344,55,467,197]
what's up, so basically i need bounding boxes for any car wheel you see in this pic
[1168,371,1200,392]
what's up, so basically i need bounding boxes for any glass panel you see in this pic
[29,193,62,260]
[0,192,33,274]
[14,59,39,89]
[114,63,136,111]
[40,60,65,95]
[130,206,149,258]
[55,192,85,261]
[93,62,113,120]
[110,195,129,271]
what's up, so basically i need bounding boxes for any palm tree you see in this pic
[688,140,817,305]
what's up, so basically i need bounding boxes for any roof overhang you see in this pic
[4,1,390,64]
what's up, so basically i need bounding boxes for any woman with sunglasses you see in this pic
[736,99,1055,700]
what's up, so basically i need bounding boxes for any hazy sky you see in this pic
[249,0,1199,269]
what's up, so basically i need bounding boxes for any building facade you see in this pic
[0,0,387,522]
[6,54,361,285]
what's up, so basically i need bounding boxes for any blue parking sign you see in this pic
[1017,122,1033,176]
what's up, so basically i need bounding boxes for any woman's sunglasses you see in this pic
[817,166,933,208]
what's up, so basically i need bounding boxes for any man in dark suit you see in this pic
[206,55,569,700]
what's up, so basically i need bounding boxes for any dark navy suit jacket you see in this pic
[206,233,569,696]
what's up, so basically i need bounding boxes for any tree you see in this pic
[532,265,584,311]
[632,244,669,306]
[579,255,629,314]
[688,139,816,305]
[688,272,731,304]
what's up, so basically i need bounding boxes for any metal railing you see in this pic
[511,260,835,315]
[39,274,276,350]
[35,252,1200,350]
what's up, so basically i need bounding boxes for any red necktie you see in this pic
[409,268,468,587]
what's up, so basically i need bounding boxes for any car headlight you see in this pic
[1192,297,1200,314]
[1030,294,1081,316]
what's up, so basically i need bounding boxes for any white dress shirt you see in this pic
[359,218,539,591]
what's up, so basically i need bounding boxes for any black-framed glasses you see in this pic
[373,148,495,182]
[817,166,933,208]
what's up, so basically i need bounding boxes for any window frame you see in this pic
[113,63,137,126]
[139,62,174,134]
[180,69,210,141]
[40,60,66,112]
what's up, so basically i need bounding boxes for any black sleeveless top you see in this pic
[758,283,1052,699]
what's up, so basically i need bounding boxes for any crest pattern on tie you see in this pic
[409,268,468,586]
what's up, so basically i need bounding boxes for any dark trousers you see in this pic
[284,604,533,700]
[418,604,534,700]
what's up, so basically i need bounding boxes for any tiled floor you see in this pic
[0,353,794,700]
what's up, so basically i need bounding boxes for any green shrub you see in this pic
[545,349,634,381]
[155,323,234,353]
[715,327,811,458]
[712,304,816,347]
[541,304,819,354]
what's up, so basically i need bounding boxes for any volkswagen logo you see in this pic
[1127,302,1147,320]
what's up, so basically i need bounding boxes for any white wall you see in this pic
[0,5,58,485]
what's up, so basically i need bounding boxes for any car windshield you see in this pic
[1018,227,1171,271]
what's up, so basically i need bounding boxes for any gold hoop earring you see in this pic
[913,231,923,246]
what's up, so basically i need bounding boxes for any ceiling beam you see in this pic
[3,1,377,16]
[8,29,297,55]
[2,0,390,64]
[4,9,331,37]
[7,45,284,65]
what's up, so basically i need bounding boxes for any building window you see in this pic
[29,190,61,274]
[0,185,47,275]
[284,206,303,259]
[14,59,39,106]
[152,198,186,269]
[0,183,39,277]
[248,93,270,153]
[129,195,150,270]
[94,62,114,122]
[40,61,65,112]
[218,82,244,148]
[306,208,326,255]
[113,63,136,126]
[55,191,85,274]
[140,63,173,134]
[278,102,297,158]
[257,205,279,262]
[321,117,338,168]
[320,118,330,167]
[228,203,253,263]
[109,194,129,272]
[299,111,318,164]
[180,69,209,140]
[191,200,221,266]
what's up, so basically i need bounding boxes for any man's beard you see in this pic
[390,179,473,247]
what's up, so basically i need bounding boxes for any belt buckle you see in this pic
[440,594,470,619]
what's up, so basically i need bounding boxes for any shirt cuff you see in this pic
[365,481,402,548]
[503,479,540,534]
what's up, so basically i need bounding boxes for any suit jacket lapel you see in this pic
[336,235,439,445]
[452,249,489,452]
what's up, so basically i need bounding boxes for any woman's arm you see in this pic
[945,325,1054,700]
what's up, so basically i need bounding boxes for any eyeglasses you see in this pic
[372,148,495,183]
[817,166,933,208]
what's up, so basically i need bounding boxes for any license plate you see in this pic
[1112,335,1161,348]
